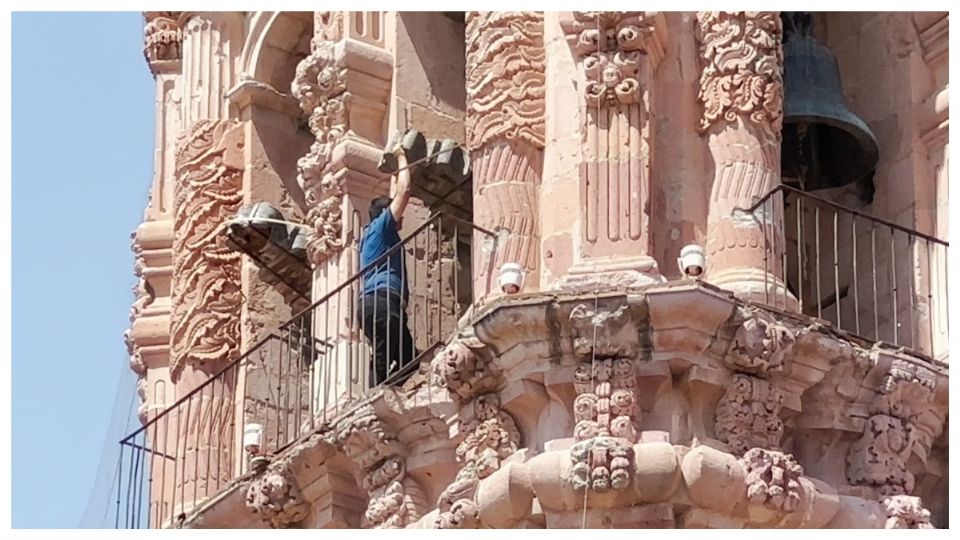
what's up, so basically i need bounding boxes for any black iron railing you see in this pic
[747,184,948,356]
[117,213,496,528]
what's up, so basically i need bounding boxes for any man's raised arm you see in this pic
[389,149,412,221]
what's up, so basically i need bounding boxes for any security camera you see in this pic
[677,244,705,279]
[243,423,263,456]
[498,263,524,294]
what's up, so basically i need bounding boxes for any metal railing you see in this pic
[117,213,496,528]
[748,184,948,357]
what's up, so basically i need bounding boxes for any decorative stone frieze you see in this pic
[466,11,546,300]
[696,11,790,302]
[245,467,310,528]
[170,119,244,379]
[882,495,935,529]
[715,374,784,456]
[741,448,803,513]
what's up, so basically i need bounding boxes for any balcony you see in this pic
[115,187,948,528]
[745,184,948,361]
[116,213,495,528]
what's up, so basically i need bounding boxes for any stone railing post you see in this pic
[696,12,793,306]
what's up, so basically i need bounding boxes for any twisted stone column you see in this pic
[465,12,545,301]
[696,12,793,305]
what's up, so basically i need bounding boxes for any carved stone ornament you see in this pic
[882,495,935,529]
[465,11,545,151]
[695,11,784,141]
[567,357,639,492]
[291,41,348,267]
[741,447,803,513]
[330,405,427,529]
[727,309,796,375]
[431,338,499,400]
[562,12,665,108]
[435,394,520,528]
[715,373,784,456]
[143,12,183,68]
[170,119,243,378]
[244,468,310,528]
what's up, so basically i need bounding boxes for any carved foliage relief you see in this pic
[695,11,784,141]
[715,374,784,456]
[292,41,348,267]
[171,120,243,378]
[569,358,639,492]
[560,12,666,255]
[245,468,310,528]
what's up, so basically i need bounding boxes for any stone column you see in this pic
[696,12,792,304]
[465,12,546,302]
[130,12,183,527]
[166,11,245,521]
[557,12,668,290]
[292,11,392,405]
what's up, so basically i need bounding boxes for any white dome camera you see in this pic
[243,423,263,455]
[677,244,705,279]
[498,263,524,294]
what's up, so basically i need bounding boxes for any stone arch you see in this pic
[241,11,313,94]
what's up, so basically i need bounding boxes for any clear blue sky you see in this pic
[12,12,154,528]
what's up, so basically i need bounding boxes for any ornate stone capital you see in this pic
[244,467,310,528]
[143,12,183,73]
[695,11,784,141]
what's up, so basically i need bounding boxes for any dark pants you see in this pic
[360,289,415,386]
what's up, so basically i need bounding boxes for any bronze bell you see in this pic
[781,13,879,201]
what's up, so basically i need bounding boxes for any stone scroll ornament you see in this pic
[291,40,348,267]
[330,405,427,529]
[434,393,521,528]
[465,11,545,296]
[741,447,803,513]
[170,120,243,378]
[560,12,666,264]
[568,358,639,493]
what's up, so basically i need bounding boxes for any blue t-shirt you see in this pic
[360,209,407,300]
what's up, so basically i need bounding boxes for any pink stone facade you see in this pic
[123,11,948,529]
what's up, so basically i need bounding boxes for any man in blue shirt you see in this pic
[359,148,414,386]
